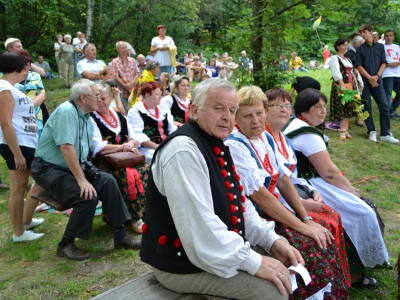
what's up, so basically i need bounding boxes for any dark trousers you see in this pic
[361,80,391,136]
[31,159,131,240]
[383,76,400,115]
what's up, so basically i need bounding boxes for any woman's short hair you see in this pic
[209,59,216,66]
[146,60,160,70]
[237,86,268,117]
[265,87,292,104]
[70,79,97,101]
[57,34,63,40]
[64,34,72,40]
[99,66,112,78]
[352,35,364,46]
[0,51,31,74]
[293,88,327,116]
[97,83,113,97]
[157,25,166,32]
[191,78,236,118]
[172,76,189,94]
[141,81,162,97]
[334,38,348,51]
[80,33,86,38]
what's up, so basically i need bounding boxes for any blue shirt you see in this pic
[35,101,93,169]
[355,41,387,78]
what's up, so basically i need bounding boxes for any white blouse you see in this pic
[329,55,363,87]
[127,101,177,144]
[225,129,290,197]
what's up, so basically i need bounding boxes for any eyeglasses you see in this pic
[86,94,100,99]
[268,103,292,110]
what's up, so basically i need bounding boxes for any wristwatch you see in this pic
[303,216,313,222]
[377,73,381,78]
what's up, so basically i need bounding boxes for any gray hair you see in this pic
[64,34,72,40]
[97,83,112,98]
[115,41,126,49]
[57,34,63,39]
[190,78,236,118]
[352,35,364,46]
[70,79,97,101]
[146,60,160,70]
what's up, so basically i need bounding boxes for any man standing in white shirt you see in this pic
[140,78,304,299]
[382,29,400,120]
[77,43,105,84]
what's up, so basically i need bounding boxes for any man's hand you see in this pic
[271,239,304,268]
[255,256,292,295]
[77,178,97,199]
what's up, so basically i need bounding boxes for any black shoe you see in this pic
[114,235,141,250]
[56,242,90,260]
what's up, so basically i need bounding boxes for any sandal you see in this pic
[339,129,347,141]
[355,119,366,127]
[351,272,379,288]
[345,131,354,140]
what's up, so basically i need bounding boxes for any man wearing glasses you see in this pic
[31,79,141,261]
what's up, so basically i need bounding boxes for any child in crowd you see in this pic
[160,72,170,96]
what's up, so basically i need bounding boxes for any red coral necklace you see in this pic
[97,110,118,128]
[265,124,289,159]
[143,102,159,119]
[249,139,274,174]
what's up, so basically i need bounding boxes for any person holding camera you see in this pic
[31,79,141,261]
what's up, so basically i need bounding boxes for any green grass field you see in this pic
[0,71,399,299]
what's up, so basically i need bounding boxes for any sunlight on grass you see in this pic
[0,72,398,299]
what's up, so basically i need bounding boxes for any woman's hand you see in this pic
[14,153,26,172]
[174,121,183,128]
[352,187,361,198]
[302,199,324,213]
[301,220,334,249]
[111,87,120,97]
[120,141,138,152]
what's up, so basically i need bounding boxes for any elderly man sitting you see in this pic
[140,78,304,299]
[31,79,140,261]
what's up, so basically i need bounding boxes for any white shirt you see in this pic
[329,55,363,87]
[127,102,177,144]
[152,134,280,278]
[77,58,106,83]
[0,80,38,148]
[382,44,400,78]
[151,36,174,66]
[161,94,190,110]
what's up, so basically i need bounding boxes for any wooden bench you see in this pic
[91,270,197,300]
[31,191,70,211]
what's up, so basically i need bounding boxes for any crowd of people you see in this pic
[0,23,396,299]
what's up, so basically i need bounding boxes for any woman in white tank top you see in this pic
[0,51,45,243]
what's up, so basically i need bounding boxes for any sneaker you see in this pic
[24,218,44,230]
[379,135,399,143]
[390,113,398,120]
[394,111,400,117]
[13,230,44,242]
[368,131,377,142]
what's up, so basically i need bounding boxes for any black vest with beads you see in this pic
[140,119,246,274]
[90,111,129,144]
[170,95,187,124]
[138,111,169,144]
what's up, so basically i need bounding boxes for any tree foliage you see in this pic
[0,0,398,88]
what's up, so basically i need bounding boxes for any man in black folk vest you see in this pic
[140,78,304,299]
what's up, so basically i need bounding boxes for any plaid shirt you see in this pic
[111,56,139,98]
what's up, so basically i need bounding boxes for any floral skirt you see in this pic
[260,211,348,299]
[309,204,351,287]
[329,81,354,122]
[95,160,150,224]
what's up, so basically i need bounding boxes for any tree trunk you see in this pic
[0,1,7,41]
[251,0,265,89]
[86,0,94,42]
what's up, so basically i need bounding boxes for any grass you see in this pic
[0,72,399,299]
